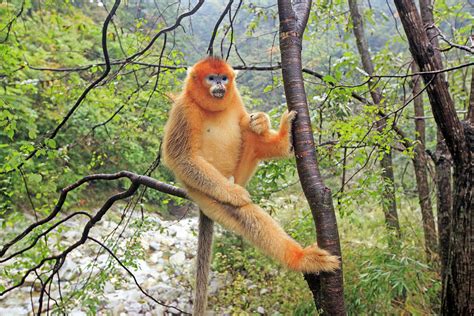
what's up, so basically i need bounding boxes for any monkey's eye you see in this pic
[222,75,228,82]
[207,75,215,81]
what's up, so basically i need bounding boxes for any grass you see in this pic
[209,192,441,314]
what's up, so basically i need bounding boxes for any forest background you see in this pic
[0,0,472,314]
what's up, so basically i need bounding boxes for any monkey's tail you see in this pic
[193,210,214,316]
[187,188,340,274]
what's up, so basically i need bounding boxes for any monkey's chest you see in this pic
[201,118,241,177]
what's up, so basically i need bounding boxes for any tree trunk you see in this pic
[469,69,474,122]
[394,1,473,314]
[435,131,452,279]
[348,0,401,238]
[412,63,438,260]
[278,1,346,314]
[379,148,401,235]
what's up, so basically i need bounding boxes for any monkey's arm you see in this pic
[249,110,296,159]
[173,155,251,206]
[164,105,251,207]
[234,111,296,186]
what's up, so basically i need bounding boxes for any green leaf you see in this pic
[28,173,42,184]
[322,75,337,84]
[45,139,57,149]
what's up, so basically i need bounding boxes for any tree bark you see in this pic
[348,0,401,238]
[435,131,452,279]
[418,0,451,272]
[278,1,345,314]
[412,63,438,260]
[394,1,473,314]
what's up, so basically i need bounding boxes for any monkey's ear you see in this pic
[186,66,194,77]
[233,69,239,76]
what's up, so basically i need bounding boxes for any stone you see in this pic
[150,306,165,315]
[0,307,29,315]
[58,259,79,281]
[124,301,142,314]
[169,251,186,266]
[104,281,115,294]
[70,309,87,316]
[149,252,161,264]
[149,242,161,252]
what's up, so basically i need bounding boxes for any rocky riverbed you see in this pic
[0,211,233,315]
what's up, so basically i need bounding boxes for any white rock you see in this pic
[124,301,142,313]
[149,252,161,264]
[160,273,170,283]
[174,228,189,240]
[104,281,115,293]
[159,236,175,247]
[169,251,186,266]
[150,306,165,315]
[149,241,161,251]
[97,254,109,264]
[0,307,29,315]
[59,259,79,281]
[64,230,81,240]
[257,306,265,314]
[70,309,87,316]
[142,277,156,289]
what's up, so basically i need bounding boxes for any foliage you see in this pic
[211,195,441,314]
[0,0,471,314]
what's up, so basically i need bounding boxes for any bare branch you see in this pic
[207,0,234,56]
[88,237,190,314]
[0,0,24,43]
[0,171,188,313]
[10,0,122,172]
[7,0,205,173]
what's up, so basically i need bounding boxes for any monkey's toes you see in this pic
[299,245,340,273]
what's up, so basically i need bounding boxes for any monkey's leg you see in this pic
[187,188,339,273]
[194,210,214,316]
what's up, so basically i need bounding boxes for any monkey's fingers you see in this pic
[287,110,297,122]
[224,184,252,207]
[295,245,340,273]
[282,110,297,125]
[249,112,271,134]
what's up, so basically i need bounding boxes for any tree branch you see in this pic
[0,171,188,314]
[8,0,205,173]
[207,0,234,56]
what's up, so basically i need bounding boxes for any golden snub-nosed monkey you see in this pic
[162,57,339,312]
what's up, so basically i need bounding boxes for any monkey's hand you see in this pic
[280,110,297,128]
[279,110,297,154]
[249,112,271,135]
[223,183,252,207]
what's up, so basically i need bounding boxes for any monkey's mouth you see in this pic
[211,88,226,99]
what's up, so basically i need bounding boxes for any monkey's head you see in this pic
[185,57,238,111]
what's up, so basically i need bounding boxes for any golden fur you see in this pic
[162,57,339,313]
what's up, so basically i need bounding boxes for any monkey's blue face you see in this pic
[205,74,229,99]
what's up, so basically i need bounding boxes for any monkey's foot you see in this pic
[296,244,340,273]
